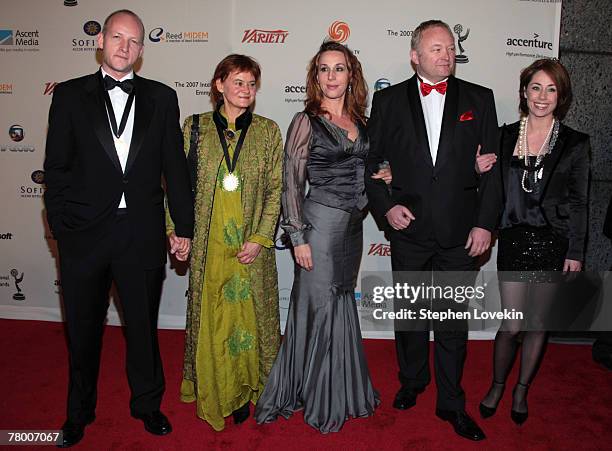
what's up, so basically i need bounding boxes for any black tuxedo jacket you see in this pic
[44,71,194,268]
[365,74,501,248]
[499,121,590,261]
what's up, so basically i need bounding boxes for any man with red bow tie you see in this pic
[365,19,501,441]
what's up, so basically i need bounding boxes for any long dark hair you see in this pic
[304,41,368,125]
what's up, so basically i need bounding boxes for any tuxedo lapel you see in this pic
[84,71,122,173]
[406,75,433,168]
[434,76,458,171]
[538,122,568,202]
[125,75,154,175]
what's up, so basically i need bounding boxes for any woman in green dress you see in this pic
[166,54,282,431]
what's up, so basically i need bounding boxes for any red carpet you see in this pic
[0,319,610,450]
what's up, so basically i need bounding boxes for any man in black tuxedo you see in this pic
[365,20,501,441]
[44,10,194,447]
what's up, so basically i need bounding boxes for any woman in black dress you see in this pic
[477,59,589,425]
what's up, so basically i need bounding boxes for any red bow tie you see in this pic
[420,80,447,96]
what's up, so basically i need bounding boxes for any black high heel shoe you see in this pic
[479,381,505,419]
[232,402,250,425]
[510,383,529,425]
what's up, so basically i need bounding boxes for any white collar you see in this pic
[101,67,134,82]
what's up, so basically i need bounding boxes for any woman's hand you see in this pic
[475,144,497,174]
[294,244,313,271]
[563,259,582,272]
[371,166,392,185]
[237,241,262,264]
[168,232,191,261]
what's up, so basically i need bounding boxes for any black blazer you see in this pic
[365,74,501,248]
[499,121,590,261]
[44,71,194,268]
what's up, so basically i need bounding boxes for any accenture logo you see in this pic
[506,33,552,50]
[328,21,350,43]
[242,29,288,44]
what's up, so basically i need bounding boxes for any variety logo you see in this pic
[506,33,553,50]
[148,27,208,43]
[374,78,391,91]
[43,82,58,95]
[368,243,391,256]
[0,233,13,240]
[11,268,25,301]
[0,29,40,51]
[0,83,12,94]
[242,29,288,44]
[9,124,24,142]
[1,125,34,152]
[20,170,45,198]
[72,21,100,52]
[453,24,470,64]
[328,21,350,43]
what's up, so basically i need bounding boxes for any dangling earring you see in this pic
[348,83,352,93]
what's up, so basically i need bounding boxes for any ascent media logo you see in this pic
[328,21,350,44]
[0,28,40,51]
[0,30,14,45]
[242,29,289,44]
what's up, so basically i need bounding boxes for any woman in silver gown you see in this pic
[254,42,386,433]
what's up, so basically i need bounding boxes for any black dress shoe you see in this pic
[132,410,172,435]
[57,418,93,448]
[436,409,486,441]
[232,402,250,424]
[392,385,425,410]
[479,381,505,419]
[510,383,529,426]
[593,352,612,370]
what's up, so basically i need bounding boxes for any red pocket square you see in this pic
[459,111,474,121]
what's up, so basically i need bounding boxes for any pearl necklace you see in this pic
[517,115,558,193]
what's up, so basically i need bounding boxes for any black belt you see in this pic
[116,208,128,216]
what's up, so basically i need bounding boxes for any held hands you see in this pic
[236,241,262,265]
[293,243,313,271]
[371,166,393,184]
[385,205,415,230]
[168,232,192,261]
[465,227,491,257]
[475,144,497,174]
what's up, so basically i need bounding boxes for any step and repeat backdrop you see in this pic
[0,0,561,337]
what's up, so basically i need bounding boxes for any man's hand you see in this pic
[465,227,491,257]
[293,243,313,271]
[385,205,415,230]
[371,167,392,185]
[169,232,191,261]
[236,241,262,265]
[475,144,497,174]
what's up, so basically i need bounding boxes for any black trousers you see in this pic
[390,232,476,411]
[58,213,165,424]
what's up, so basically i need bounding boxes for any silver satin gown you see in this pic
[254,112,379,433]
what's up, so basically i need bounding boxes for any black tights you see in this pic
[482,280,557,413]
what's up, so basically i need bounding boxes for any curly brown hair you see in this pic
[305,41,368,125]
[209,54,261,107]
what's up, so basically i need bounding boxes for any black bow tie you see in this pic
[103,75,134,94]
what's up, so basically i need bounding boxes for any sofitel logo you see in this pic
[368,243,391,256]
[328,21,350,44]
[242,29,288,44]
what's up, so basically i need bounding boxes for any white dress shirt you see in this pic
[418,75,447,165]
[101,68,135,209]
